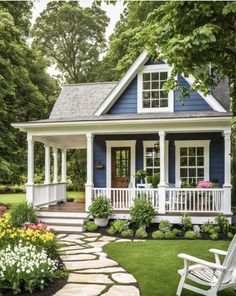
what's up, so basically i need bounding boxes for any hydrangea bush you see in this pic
[0,243,58,294]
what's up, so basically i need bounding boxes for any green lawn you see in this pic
[0,191,85,205]
[104,240,234,296]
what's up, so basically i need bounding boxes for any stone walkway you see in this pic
[54,233,141,296]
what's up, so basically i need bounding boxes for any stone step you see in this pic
[38,211,89,218]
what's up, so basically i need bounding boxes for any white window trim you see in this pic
[106,140,136,188]
[175,140,210,187]
[138,64,174,113]
[143,140,169,183]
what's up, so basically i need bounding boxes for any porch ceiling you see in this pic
[34,135,86,149]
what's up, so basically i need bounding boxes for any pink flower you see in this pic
[0,206,6,213]
[197,180,213,188]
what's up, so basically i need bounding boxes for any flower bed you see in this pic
[0,217,67,295]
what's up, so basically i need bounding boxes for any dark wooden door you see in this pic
[111,147,130,188]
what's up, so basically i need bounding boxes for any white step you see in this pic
[38,217,86,225]
[38,211,89,218]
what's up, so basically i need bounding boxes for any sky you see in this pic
[32,0,124,77]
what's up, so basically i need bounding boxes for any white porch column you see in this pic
[223,129,232,214]
[26,135,34,204]
[158,130,166,214]
[61,149,67,183]
[53,147,58,183]
[85,133,94,211]
[44,144,50,184]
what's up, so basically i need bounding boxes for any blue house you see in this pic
[13,51,232,231]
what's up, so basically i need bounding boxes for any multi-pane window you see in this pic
[142,72,168,109]
[144,143,160,176]
[180,146,204,184]
[114,148,130,177]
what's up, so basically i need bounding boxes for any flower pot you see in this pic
[94,218,109,227]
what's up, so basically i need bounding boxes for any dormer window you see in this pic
[137,64,174,113]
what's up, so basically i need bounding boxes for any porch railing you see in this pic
[30,183,66,207]
[93,188,159,211]
[166,188,224,212]
[92,187,224,213]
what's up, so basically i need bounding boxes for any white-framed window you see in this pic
[137,64,174,113]
[143,141,169,182]
[175,140,210,186]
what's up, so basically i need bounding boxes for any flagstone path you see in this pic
[54,233,141,296]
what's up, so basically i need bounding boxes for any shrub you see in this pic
[135,227,148,238]
[66,197,74,202]
[184,231,200,240]
[88,195,112,218]
[181,213,192,232]
[215,214,230,233]
[210,233,218,240]
[121,229,134,238]
[164,230,176,239]
[173,228,181,236]
[202,222,220,235]
[86,221,98,232]
[152,230,165,239]
[107,220,127,235]
[0,243,58,295]
[107,227,117,236]
[130,195,155,227]
[152,173,160,188]
[9,202,37,227]
[159,219,172,233]
[228,232,234,239]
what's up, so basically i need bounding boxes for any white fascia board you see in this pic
[183,75,227,112]
[95,51,149,116]
[12,117,232,132]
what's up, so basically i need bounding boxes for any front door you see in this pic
[111,147,130,188]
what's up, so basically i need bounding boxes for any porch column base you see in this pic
[85,183,93,212]
[26,184,34,205]
[222,184,232,215]
[158,185,166,214]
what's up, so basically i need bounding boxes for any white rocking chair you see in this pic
[176,235,236,296]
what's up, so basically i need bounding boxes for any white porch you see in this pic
[24,127,232,222]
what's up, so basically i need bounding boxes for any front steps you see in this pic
[37,210,89,233]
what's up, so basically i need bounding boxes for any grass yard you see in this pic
[0,191,85,205]
[104,240,234,296]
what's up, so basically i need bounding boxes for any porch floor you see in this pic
[39,201,85,212]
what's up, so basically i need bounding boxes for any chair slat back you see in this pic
[221,235,236,284]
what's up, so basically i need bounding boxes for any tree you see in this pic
[32,1,109,83]
[0,10,58,185]
[98,1,163,81]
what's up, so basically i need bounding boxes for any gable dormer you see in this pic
[95,51,227,116]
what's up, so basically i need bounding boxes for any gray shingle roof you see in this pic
[49,77,230,120]
[49,82,117,119]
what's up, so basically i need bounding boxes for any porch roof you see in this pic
[13,111,232,126]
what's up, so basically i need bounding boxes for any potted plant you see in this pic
[135,169,147,184]
[88,195,112,227]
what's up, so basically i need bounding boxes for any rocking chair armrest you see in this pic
[177,253,226,270]
[209,249,228,256]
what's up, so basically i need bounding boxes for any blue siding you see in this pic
[93,133,224,187]
[108,77,137,114]
[174,75,212,111]
[107,62,213,114]
[167,133,224,186]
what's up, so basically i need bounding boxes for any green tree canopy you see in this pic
[32,1,109,83]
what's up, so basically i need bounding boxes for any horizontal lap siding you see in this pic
[167,133,224,186]
[93,134,159,187]
[174,76,212,112]
[94,133,224,188]
[108,77,137,114]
